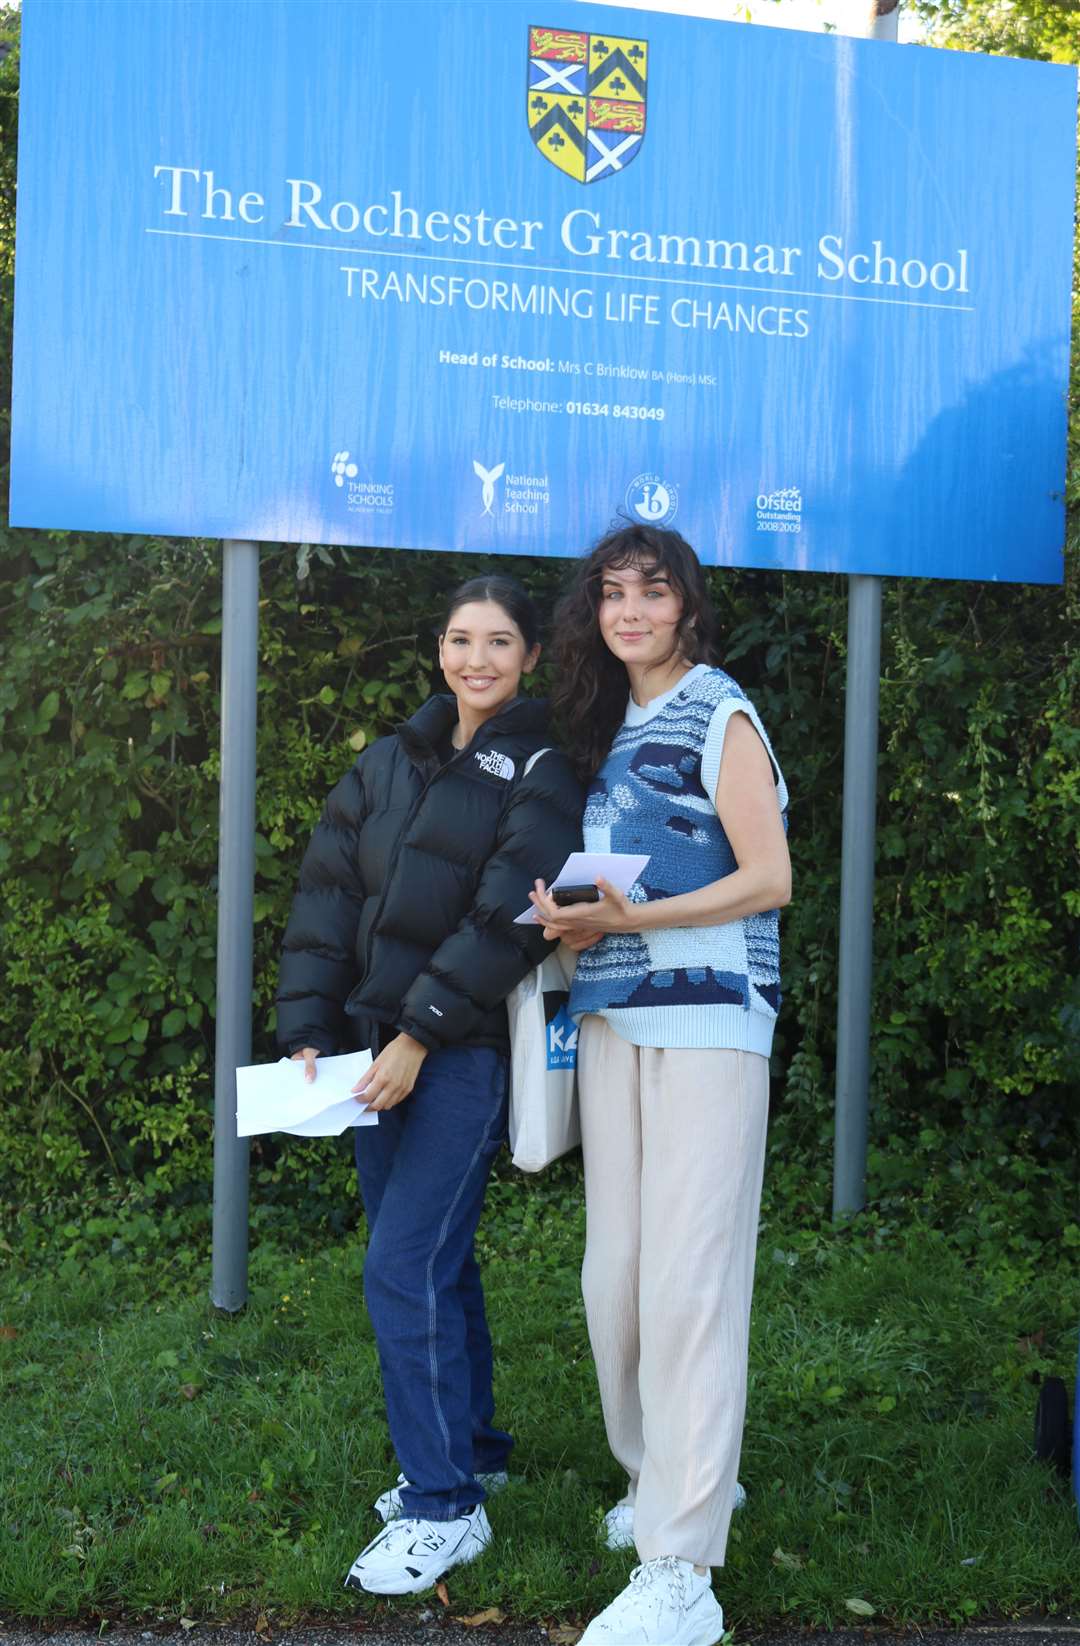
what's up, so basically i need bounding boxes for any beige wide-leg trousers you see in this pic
[578,1014,769,1569]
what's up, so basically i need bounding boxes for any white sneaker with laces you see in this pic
[344,1504,491,1595]
[373,1469,510,1524]
[580,1556,723,1645]
[601,1483,747,1551]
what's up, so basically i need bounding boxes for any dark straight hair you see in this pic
[440,575,540,652]
[551,525,718,780]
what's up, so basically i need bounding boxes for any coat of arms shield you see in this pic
[527,27,647,184]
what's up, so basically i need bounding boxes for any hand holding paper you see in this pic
[529,873,644,942]
[514,851,649,925]
[236,1051,378,1137]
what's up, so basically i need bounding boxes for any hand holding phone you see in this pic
[551,883,601,907]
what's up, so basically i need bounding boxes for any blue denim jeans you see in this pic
[354,1043,513,1522]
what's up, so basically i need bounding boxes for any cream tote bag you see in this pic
[507,940,580,1172]
[506,748,581,1171]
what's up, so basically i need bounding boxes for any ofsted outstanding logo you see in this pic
[626,472,678,526]
[755,487,803,534]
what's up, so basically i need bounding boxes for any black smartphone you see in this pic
[552,883,601,906]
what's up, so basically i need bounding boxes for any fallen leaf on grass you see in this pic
[179,1620,197,1633]
[435,1580,450,1608]
[254,1612,272,1639]
[0,1326,17,1340]
[458,1608,506,1626]
[548,1628,583,1644]
[772,1547,804,1571]
[178,1384,200,1401]
[845,1598,876,1617]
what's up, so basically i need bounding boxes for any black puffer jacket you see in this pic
[276,694,583,1055]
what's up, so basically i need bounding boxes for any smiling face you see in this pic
[438,599,540,726]
[596,561,687,673]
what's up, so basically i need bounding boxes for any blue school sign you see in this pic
[9,0,1077,582]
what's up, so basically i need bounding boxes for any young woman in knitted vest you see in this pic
[531,526,791,1646]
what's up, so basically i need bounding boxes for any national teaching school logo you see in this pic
[527,26,647,184]
[473,459,505,516]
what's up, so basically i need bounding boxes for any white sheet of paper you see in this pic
[514,851,651,925]
[235,1050,378,1137]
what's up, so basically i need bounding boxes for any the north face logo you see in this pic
[474,749,516,781]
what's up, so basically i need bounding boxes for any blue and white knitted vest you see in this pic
[568,665,789,1054]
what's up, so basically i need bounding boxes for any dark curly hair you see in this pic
[551,524,718,780]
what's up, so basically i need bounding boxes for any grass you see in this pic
[0,1161,1078,1629]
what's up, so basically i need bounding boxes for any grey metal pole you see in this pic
[211,539,260,1310]
[832,0,897,1218]
[832,575,882,1215]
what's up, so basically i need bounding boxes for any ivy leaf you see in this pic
[34,690,60,731]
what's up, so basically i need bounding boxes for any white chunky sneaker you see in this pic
[373,1469,510,1523]
[344,1505,491,1595]
[601,1483,747,1551]
[580,1556,723,1645]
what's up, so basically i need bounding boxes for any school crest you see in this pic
[527,26,647,184]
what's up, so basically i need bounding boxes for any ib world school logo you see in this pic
[528,27,647,184]
[626,472,679,526]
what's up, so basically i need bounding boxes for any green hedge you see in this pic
[0,13,1077,1220]
[1,533,1077,1218]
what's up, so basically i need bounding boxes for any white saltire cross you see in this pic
[585,130,639,181]
[530,58,584,94]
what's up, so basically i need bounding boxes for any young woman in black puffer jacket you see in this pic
[276,576,582,1598]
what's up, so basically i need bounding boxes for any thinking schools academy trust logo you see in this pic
[330,449,394,515]
[528,27,647,184]
[331,451,357,487]
[626,472,678,526]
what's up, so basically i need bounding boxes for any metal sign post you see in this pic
[210,539,260,1311]
[833,574,883,1216]
[832,0,899,1218]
